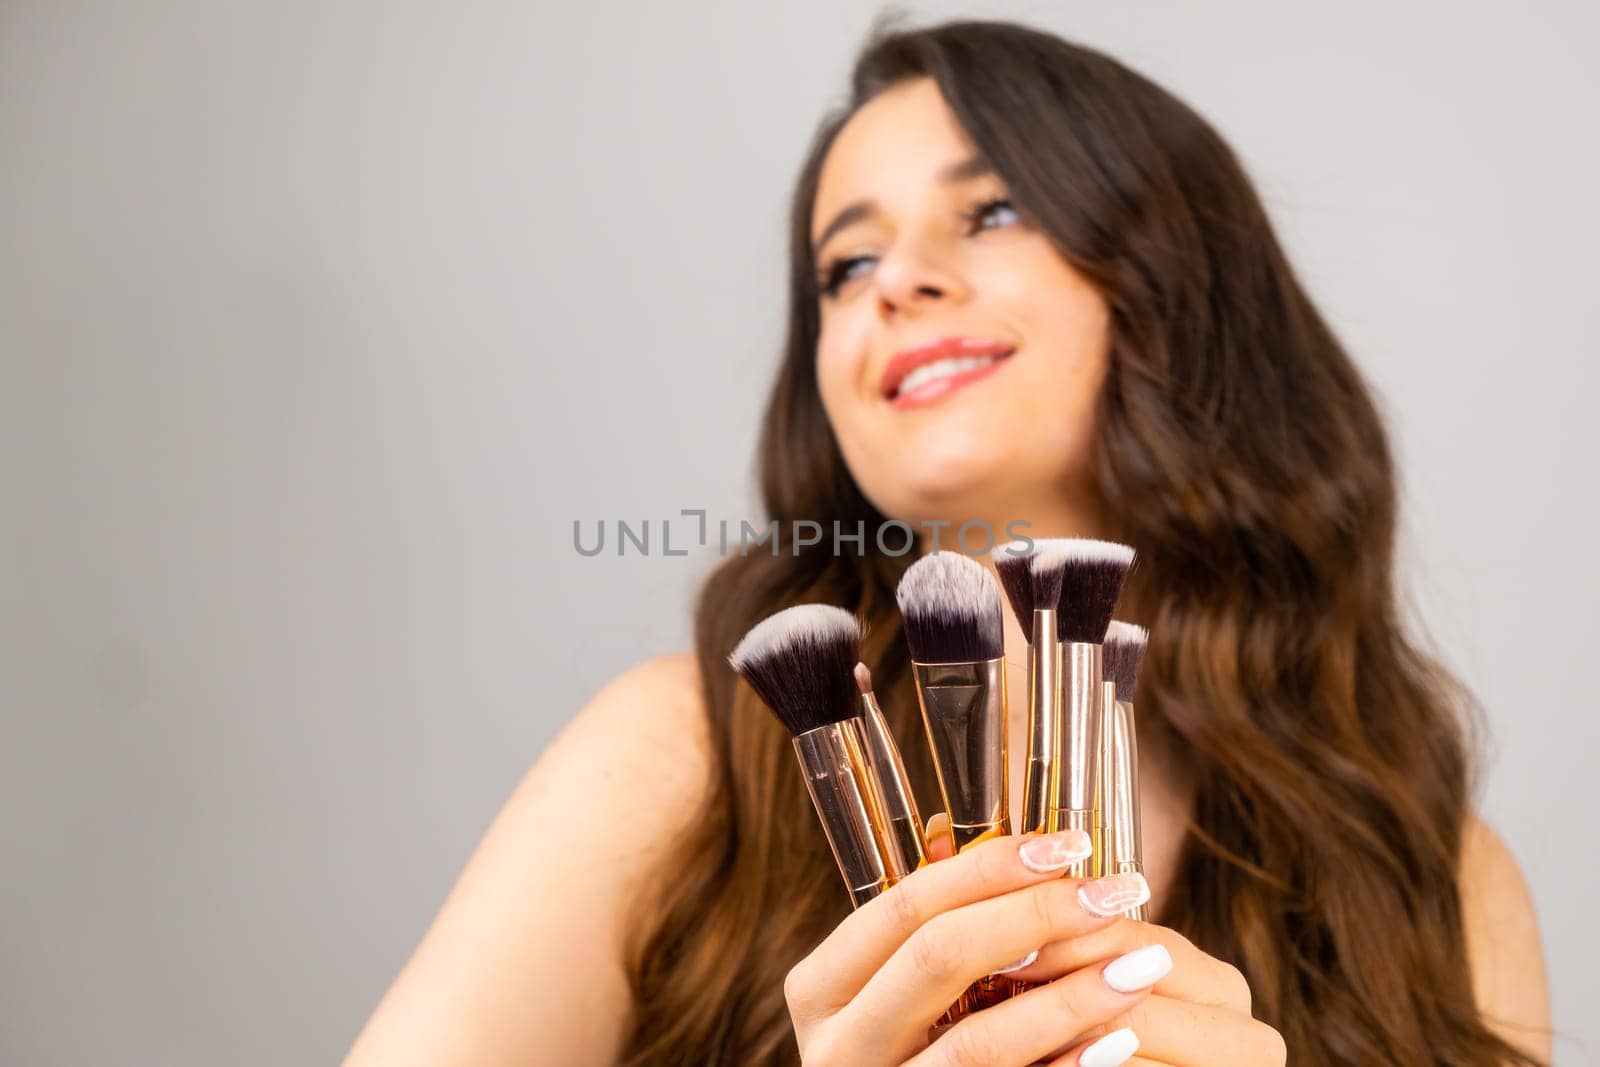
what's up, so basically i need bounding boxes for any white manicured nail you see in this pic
[1076,872,1150,917]
[992,949,1038,974]
[1079,1026,1139,1067]
[1102,943,1172,992]
[1019,829,1093,872]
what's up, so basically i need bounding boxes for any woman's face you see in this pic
[811,77,1111,535]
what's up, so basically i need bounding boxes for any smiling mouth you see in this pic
[887,349,1015,409]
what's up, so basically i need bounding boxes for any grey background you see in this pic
[2,1,1595,1063]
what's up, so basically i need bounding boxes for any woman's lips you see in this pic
[879,337,1016,410]
[881,338,1014,395]
[888,351,1014,410]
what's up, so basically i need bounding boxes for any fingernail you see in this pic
[1102,944,1172,992]
[991,948,1038,974]
[1079,1026,1140,1067]
[1018,829,1093,872]
[1076,872,1150,917]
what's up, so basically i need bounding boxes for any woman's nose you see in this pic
[872,236,969,315]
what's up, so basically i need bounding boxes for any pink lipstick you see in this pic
[880,337,1014,410]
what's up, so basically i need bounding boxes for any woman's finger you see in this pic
[787,828,1093,1017]
[839,874,1156,1051]
[1051,1043,1172,1067]
[924,812,955,862]
[1004,915,1254,1014]
[901,941,1170,1067]
[1046,1026,1144,1067]
[1116,994,1286,1065]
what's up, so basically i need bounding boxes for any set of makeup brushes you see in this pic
[728,537,1149,1021]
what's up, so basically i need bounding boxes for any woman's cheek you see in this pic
[814,323,872,428]
[814,347,850,431]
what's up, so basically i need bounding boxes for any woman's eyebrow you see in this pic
[810,154,996,257]
[939,154,994,183]
[811,201,875,260]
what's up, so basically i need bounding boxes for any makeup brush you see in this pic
[854,662,928,878]
[992,539,1040,625]
[1101,620,1150,920]
[1102,621,1148,705]
[896,551,1009,854]
[898,550,1018,1015]
[729,604,896,907]
[993,539,1066,836]
[855,662,968,1027]
[1050,539,1136,877]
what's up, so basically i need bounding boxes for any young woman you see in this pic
[345,19,1550,1066]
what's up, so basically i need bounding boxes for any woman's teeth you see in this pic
[894,354,1002,397]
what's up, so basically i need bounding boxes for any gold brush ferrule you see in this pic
[857,690,928,878]
[912,657,1008,853]
[791,719,893,908]
[1049,640,1104,879]
[1093,679,1114,878]
[1021,609,1060,835]
[1104,692,1148,920]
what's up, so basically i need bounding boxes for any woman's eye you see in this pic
[967,197,1019,232]
[818,254,876,298]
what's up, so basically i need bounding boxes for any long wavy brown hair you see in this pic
[618,17,1537,1066]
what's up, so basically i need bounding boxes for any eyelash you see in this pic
[815,196,1020,300]
[961,195,1020,233]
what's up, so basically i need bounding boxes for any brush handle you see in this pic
[792,722,892,907]
[1103,691,1147,920]
[1049,641,1103,879]
[911,657,1017,1025]
[856,690,929,878]
[1021,610,1061,835]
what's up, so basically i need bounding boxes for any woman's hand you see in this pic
[783,824,1173,1066]
[920,813,1285,1066]
[997,916,1287,1065]
[785,811,1287,1066]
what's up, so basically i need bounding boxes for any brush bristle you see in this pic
[1054,539,1136,644]
[853,661,872,695]
[991,540,1035,629]
[896,552,1004,663]
[1028,538,1072,619]
[1103,620,1149,703]
[728,604,862,735]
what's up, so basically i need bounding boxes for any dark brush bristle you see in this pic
[896,552,1004,663]
[1028,539,1071,627]
[1103,620,1149,703]
[728,604,862,735]
[991,540,1035,629]
[1055,539,1136,644]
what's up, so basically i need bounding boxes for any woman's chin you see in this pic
[886,432,1021,488]
[861,457,1020,525]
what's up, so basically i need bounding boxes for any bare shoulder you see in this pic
[528,650,716,862]
[1458,814,1551,1062]
[517,648,717,920]
[548,650,709,769]
[343,652,715,1066]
